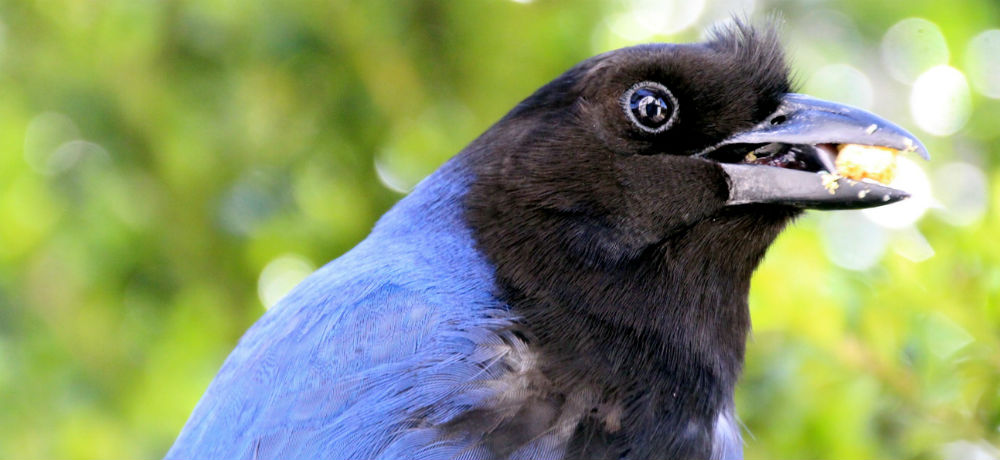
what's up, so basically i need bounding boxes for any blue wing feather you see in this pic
[166,159,514,459]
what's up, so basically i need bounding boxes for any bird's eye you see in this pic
[622,81,677,133]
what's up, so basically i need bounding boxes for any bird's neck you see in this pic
[490,206,790,392]
[466,166,794,452]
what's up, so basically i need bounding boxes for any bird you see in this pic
[166,21,928,460]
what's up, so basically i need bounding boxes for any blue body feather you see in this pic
[166,157,519,459]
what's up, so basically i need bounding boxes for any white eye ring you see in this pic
[621,81,679,134]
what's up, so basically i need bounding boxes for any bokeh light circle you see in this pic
[931,162,988,226]
[909,66,971,136]
[629,0,705,37]
[258,254,315,310]
[892,227,934,263]
[862,156,933,229]
[821,211,889,271]
[964,29,1000,99]
[881,18,950,84]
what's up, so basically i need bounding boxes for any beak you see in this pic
[698,93,929,210]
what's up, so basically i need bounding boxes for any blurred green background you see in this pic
[1,0,998,458]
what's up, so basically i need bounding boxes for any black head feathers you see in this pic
[458,18,925,457]
[465,21,796,270]
[703,19,792,110]
[501,20,792,158]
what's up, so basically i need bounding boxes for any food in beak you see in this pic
[834,144,900,184]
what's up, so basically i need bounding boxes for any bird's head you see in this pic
[466,21,927,272]
[458,22,929,437]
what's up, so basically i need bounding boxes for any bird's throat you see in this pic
[466,167,796,456]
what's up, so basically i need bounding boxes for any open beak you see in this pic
[698,93,930,210]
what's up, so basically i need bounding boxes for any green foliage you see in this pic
[0,0,997,458]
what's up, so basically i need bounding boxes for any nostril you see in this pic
[770,115,788,125]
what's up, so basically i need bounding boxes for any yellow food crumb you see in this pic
[835,144,899,184]
[744,152,757,162]
[820,172,841,194]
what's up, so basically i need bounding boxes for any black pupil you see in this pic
[629,87,670,128]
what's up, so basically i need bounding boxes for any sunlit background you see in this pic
[1,0,998,458]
